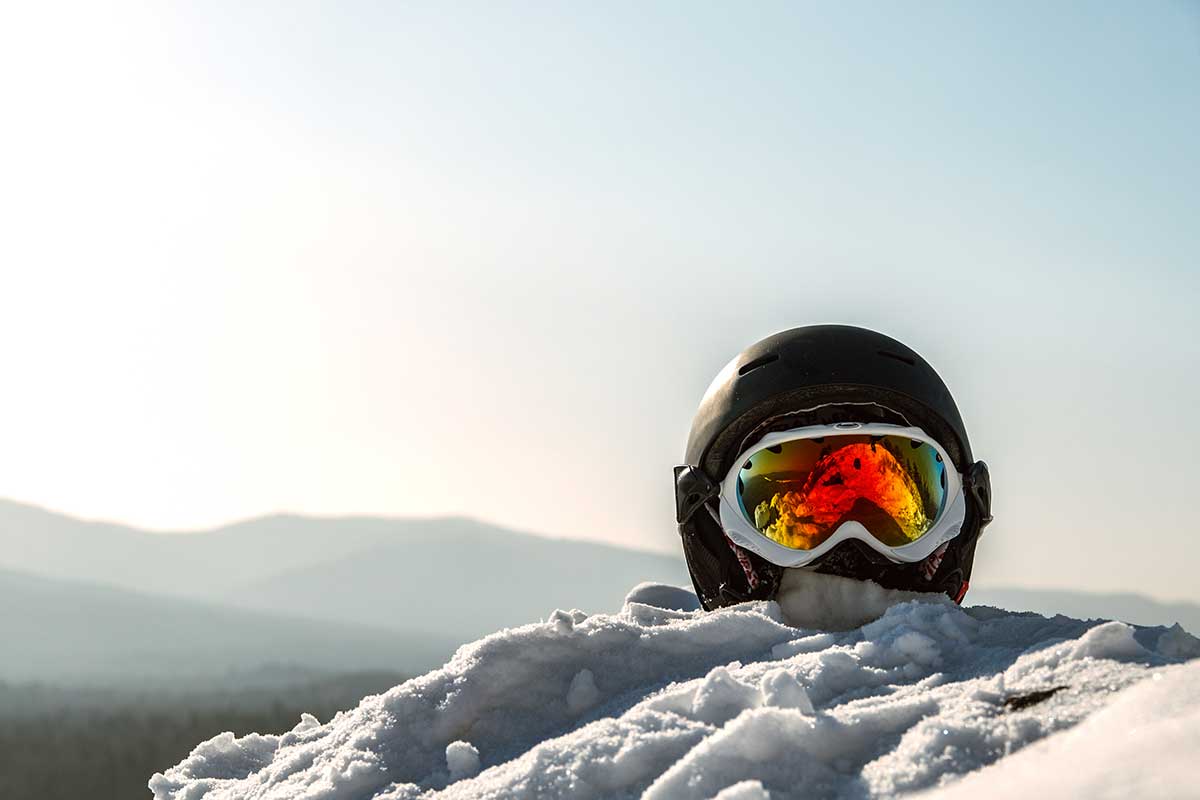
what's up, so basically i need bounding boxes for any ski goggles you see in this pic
[706,423,966,568]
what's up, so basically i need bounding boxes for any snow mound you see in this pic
[150,583,1200,800]
[918,656,1200,800]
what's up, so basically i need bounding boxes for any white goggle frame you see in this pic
[715,422,966,568]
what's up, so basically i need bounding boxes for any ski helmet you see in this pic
[674,324,992,610]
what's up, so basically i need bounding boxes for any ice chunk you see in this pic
[759,668,815,714]
[712,780,772,800]
[690,666,762,726]
[1157,623,1200,659]
[566,668,601,714]
[624,582,703,612]
[1070,620,1148,661]
[445,740,481,781]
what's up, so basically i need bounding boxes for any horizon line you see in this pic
[0,496,681,558]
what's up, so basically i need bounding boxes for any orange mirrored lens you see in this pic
[736,434,948,550]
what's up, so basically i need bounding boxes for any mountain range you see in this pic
[1,498,1197,687]
[0,566,456,686]
[0,499,689,686]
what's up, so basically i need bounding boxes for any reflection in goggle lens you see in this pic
[736,434,948,551]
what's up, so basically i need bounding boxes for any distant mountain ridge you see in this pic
[0,498,693,670]
[0,498,688,601]
[967,586,1200,638]
[229,534,690,642]
[0,566,455,686]
[0,497,540,598]
[2,498,1197,690]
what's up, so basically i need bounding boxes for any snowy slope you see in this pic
[150,579,1200,800]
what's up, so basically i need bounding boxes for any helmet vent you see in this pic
[738,353,779,376]
[877,349,915,366]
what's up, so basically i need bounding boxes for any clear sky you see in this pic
[2,2,1198,601]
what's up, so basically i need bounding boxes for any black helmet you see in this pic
[673,324,993,610]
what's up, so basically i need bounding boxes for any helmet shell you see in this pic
[677,324,989,609]
[686,325,973,480]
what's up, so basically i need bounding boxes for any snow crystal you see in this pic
[150,581,1200,800]
[713,780,772,800]
[759,667,815,714]
[689,666,762,726]
[566,669,600,714]
[444,741,480,782]
[547,608,588,634]
[1068,620,1148,661]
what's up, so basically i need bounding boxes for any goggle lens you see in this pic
[736,434,948,551]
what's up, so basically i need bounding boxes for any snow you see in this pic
[566,669,602,714]
[776,569,933,631]
[150,573,1200,800]
[444,742,480,782]
[920,660,1200,800]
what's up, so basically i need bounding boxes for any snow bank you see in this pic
[150,579,1200,800]
[920,658,1200,800]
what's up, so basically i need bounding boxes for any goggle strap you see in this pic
[673,464,722,524]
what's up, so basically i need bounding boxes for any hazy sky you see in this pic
[2,2,1198,601]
